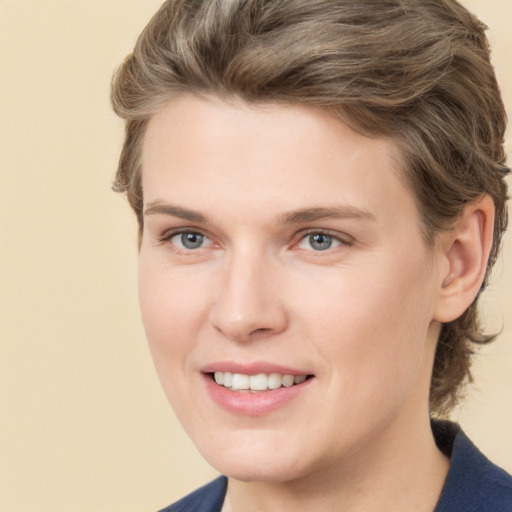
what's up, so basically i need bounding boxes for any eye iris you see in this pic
[309,233,332,250]
[181,232,204,249]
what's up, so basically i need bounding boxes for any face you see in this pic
[139,95,444,483]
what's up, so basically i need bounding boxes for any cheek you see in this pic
[137,260,208,368]
[297,258,435,408]
[137,261,210,421]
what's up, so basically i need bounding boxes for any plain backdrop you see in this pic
[0,1,511,511]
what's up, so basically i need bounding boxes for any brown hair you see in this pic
[111,0,508,415]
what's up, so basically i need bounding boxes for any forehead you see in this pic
[141,95,418,228]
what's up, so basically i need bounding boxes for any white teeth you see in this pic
[231,373,250,390]
[249,373,268,391]
[267,373,282,390]
[223,372,233,388]
[294,375,306,385]
[282,374,294,387]
[212,371,309,392]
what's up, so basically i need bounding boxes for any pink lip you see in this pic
[200,361,315,416]
[201,360,309,376]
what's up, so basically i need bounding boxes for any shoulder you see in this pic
[158,476,228,512]
[433,421,512,512]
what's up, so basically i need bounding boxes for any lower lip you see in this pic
[203,374,314,416]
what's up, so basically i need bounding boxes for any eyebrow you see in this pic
[144,202,208,223]
[279,206,375,224]
[144,202,375,225]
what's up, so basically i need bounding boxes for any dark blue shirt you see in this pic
[159,422,512,512]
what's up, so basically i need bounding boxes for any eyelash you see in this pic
[157,228,353,253]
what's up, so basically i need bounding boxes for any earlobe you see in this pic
[433,195,495,323]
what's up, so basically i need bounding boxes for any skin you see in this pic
[138,95,492,511]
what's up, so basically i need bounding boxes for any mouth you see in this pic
[207,371,314,392]
[202,365,316,415]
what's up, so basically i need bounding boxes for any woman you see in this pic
[111,1,512,510]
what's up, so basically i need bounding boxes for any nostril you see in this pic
[251,327,271,335]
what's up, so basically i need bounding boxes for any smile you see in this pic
[212,371,309,392]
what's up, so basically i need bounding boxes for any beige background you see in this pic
[0,1,511,511]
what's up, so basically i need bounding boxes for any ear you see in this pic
[433,195,495,323]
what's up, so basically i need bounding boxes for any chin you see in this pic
[195,435,314,483]
[215,459,308,484]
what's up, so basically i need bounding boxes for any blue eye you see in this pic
[170,232,209,250]
[309,233,333,251]
[298,232,342,251]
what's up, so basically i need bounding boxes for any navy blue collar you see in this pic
[432,421,512,511]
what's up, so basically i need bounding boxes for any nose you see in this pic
[209,251,288,343]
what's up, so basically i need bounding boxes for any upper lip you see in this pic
[200,361,312,376]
